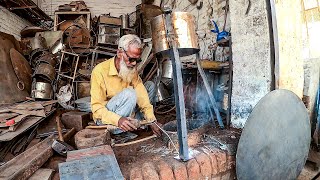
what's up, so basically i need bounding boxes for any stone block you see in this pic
[74,129,111,149]
[61,111,91,131]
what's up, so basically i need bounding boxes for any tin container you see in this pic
[151,12,199,57]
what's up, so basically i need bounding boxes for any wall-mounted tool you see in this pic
[210,19,230,43]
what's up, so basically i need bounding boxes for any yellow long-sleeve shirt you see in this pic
[90,57,156,126]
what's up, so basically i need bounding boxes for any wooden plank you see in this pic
[0,136,54,180]
[28,168,55,180]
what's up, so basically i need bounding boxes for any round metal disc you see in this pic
[236,89,310,180]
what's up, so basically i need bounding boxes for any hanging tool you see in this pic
[210,19,230,42]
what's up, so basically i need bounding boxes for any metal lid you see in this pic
[236,89,310,179]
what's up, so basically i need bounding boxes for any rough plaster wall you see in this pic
[0,6,32,40]
[40,0,140,18]
[153,0,230,61]
[275,0,304,98]
[303,58,320,121]
[229,0,272,128]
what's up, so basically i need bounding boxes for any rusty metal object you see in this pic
[31,81,53,99]
[10,48,32,92]
[136,4,163,38]
[0,32,29,104]
[34,63,56,83]
[36,53,57,67]
[77,81,91,98]
[30,48,48,67]
[151,12,199,57]
[21,26,45,38]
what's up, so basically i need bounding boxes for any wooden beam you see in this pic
[0,136,54,180]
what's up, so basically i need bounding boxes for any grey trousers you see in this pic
[97,81,156,134]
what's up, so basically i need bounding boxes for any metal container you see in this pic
[162,60,173,79]
[120,14,129,29]
[31,81,53,99]
[136,4,163,39]
[151,12,199,57]
[34,63,56,83]
[36,53,57,67]
[76,82,91,99]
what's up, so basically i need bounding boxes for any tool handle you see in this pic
[56,116,64,142]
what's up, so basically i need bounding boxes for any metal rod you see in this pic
[170,48,189,161]
[164,10,189,161]
[196,54,224,128]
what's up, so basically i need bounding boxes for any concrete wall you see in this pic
[229,0,272,128]
[275,0,304,98]
[0,6,32,40]
[39,0,140,18]
[303,58,320,121]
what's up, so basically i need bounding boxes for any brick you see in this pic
[157,160,174,180]
[215,151,227,173]
[202,149,219,176]
[142,162,160,180]
[130,167,143,180]
[171,160,188,180]
[195,153,212,179]
[186,159,201,180]
[227,155,236,170]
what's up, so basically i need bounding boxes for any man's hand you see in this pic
[118,117,138,132]
[149,121,162,137]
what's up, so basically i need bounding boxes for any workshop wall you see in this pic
[39,0,140,18]
[229,0,272,128]
[0,6,32,40]
[275,0,304,98]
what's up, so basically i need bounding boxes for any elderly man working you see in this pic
[90,34,161,136]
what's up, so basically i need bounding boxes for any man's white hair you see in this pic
[118,34,142,51]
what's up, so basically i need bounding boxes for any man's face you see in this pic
[121,45,142,69]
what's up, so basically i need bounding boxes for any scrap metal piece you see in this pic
[52,140,74,156]
[33,63,56,83]
[0,32,29,104]
[10,48,32,92]
[31,81,53,100]
[196,57,224,128]
[59,145,124,179]
[236,89,310,180]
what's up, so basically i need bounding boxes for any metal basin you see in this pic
[151,12,199,57]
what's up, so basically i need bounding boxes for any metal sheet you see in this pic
[236,89,310,180]
[60,146,123,180]
[34,63,56,83]
[0,32,29,104]
[10,48,32,93]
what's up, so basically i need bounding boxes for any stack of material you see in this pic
[97,15,122,45]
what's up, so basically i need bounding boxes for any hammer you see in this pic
[51,116,74,156]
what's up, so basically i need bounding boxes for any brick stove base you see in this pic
[125,148,235,180]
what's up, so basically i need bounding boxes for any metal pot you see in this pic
[33,63,56,83]
[120,14,129,29]
[162,60,173,79]
[31,81,53,99]
[151,12,199,57]
[36,53,57,67]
